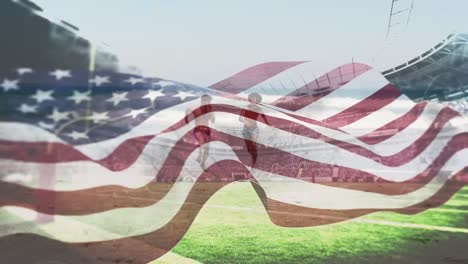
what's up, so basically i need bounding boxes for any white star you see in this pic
[38,121,55,130]
[143,89,165,102]
[153,80,175,87]
[18,104,37,114]
[48,108,70,123]
[68,90,91,104]
[127,108,148,118]
[49,69,72,80]
[65,131,88,140]
[1,79,19,92]
[124,77,145,86]
[31,90,54,103]
[17,68,34,75]
[174,91,196,101]
[87,111,108,123]
[90,75,111,86]
[107,92,129,106]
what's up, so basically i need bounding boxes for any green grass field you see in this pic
[154,183,468,264]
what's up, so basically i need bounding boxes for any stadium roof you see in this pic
[384,34,468,102]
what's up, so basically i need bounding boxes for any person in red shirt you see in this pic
[239,93,269,166]
[186,94,215,169]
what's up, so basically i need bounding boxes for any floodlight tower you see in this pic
[386,0,415,38]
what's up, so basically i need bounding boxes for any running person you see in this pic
[239,93,269,166]
[186,94,215,169]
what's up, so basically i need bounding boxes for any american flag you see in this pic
[0,62,467,263]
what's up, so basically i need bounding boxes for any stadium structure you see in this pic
[1,0,467,185]
[384,33,468,115]
[0,0,119,75]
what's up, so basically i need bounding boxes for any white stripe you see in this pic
[296,69,389,120]
[1,110,466,191]
[0,143,464,242]
[0,122,63,143]
[341,95,415,137]
[251,149,465,210]
[2,207,128,241]
[239,62,333,103]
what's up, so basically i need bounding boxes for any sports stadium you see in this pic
[0,1,467,264]
[384,33,468,114]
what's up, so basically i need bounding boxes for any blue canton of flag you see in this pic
[0,68,212,144]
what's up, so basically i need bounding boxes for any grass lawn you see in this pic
[155,183,468,264]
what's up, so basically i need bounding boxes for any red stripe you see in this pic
[358,102,427,145]
[272,63,372,111]
[209,61,306,94]
[322,84,402,127]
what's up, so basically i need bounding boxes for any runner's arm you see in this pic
[260,110,270,125]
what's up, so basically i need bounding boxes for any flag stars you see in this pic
[88,111,109,123]
[18,104,37,114]
[68,90,91,104]
[31,90,54,103]
[90,75,111,86]
[65,131,89,141]
[174,91,197,101]
[1,79,20,92]
[124,77,145,86]
[48,108,71,123]
[107,92,129,106]
[17,68,34,75]
[127,108,148,119]
[49,69,72,80]
[143,89,165,103]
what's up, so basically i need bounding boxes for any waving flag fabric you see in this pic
[0,61,467,264]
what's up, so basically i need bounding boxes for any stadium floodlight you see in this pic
[386,0,416,39]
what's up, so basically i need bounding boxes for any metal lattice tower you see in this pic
[386,0,416,38]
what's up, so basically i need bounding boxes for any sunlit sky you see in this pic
[34,0,468,86]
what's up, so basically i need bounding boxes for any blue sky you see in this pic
[34,0,468,86]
